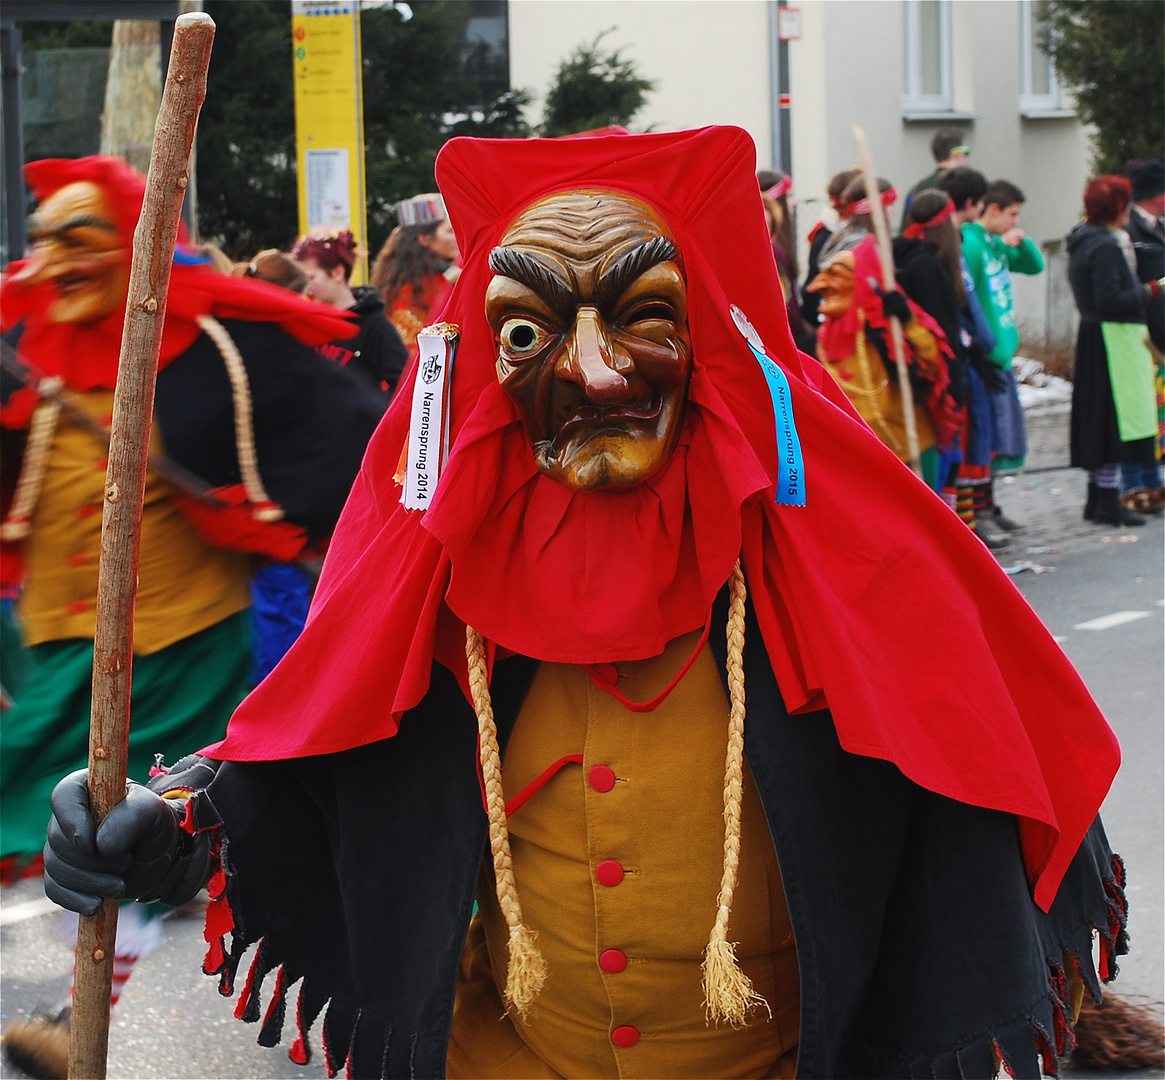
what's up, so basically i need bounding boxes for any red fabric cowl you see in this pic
[207,127,1117,912]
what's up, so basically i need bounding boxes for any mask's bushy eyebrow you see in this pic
[597,237,681,311]
[488,247,575,318]
[28,214,119,239]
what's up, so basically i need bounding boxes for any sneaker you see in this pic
[974,511,1012,549]
[992,507,1026,533]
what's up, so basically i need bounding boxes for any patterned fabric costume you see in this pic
[137,130,1122,1079]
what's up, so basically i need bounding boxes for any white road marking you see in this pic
[1052,635,1068,643]
[0,896,58,927]
[1073,610,1152,632]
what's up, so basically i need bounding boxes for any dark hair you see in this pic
[757,169,799,279]
[371,223,443,302]
[839,174,893,230]
[291,230,357,280]
[931,127,966,163]
[1083,175,1132,224]
[938,166,988,210]
[827,169,860,203]
[236,249,308,293]
[1127,159,1165,201]
[983,179,1025,211]
[908,190,966,306]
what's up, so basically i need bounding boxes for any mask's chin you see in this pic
[533,404,682,492]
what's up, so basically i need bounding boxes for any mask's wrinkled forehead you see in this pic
[490,188,684,302]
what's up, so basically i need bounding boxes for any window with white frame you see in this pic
[1020,0,1067,114]
[903,0,953,114]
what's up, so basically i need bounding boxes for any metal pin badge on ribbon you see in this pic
[730,305,806,506]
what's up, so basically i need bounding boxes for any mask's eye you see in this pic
[500,318,548,357]
[623,302,676,327]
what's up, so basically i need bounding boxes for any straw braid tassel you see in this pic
[195,315,284,522]
[702,559,772,1027]
[1,379,64,540]
[465,625,548,1021]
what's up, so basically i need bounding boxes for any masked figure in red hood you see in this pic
[0,155,385,1021]
[39,131,1126,1080]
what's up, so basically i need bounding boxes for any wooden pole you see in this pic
[68,14,215,1080]
[852,124,923,478]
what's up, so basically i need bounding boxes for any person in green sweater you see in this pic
[960,178,1044,531]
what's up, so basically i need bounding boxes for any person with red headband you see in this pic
[291,229,408,399]
[893,190,970,514]
[800,169,859,331]
[809,177,961,488]
[757,170,814,353]
[37,130,1130,1080]
[0,156,385,1076]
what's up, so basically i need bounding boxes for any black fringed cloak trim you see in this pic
[167,591,1129,1080]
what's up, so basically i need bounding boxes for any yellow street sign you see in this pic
[291,1,368,284]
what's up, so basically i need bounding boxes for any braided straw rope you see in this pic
[195,314,284,522]
[465,625,548,1021]
[1,379,65,540]
[702,558,772,1027]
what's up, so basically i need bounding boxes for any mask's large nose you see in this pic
[559,306,632,403]
[12,245,66,287]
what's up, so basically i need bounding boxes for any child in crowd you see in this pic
[957,176,1043,535]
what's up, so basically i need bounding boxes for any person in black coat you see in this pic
[1067,176,1159,526]
[1125,160,1165,351]
[292,230,409,399]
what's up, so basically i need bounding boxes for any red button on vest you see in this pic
[595,859,624,887]
[611,1025,640,1048]
[592,662,618,685]
[599,948,627,973]
[588,764,616,793]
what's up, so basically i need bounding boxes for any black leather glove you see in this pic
[874,283,912,324]
[43,771,213,917]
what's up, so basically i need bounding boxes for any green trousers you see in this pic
[1,611,251,865]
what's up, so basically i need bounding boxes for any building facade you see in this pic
[508,0,1093,347]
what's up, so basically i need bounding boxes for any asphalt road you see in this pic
[2,413,1162,1079]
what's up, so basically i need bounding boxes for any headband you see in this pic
[902,196,956,239]
[848,186,898,216]
[762,175,793,201]
[397,193,447,227]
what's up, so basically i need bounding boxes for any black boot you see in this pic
[1092,485,1146,527]
[1083,481,1099,521]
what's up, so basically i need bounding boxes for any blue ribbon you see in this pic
[744,339,806,507]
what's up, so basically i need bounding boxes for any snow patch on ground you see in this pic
[1013,355,1073,409]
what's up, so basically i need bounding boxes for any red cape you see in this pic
[207,127,1117,912]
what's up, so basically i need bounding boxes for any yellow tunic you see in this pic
[449,630,800,1079]
[818,323,938,462]
[19,390,251,654]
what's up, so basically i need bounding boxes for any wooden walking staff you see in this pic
[68,13,215,1080]
[852,124,923,479]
